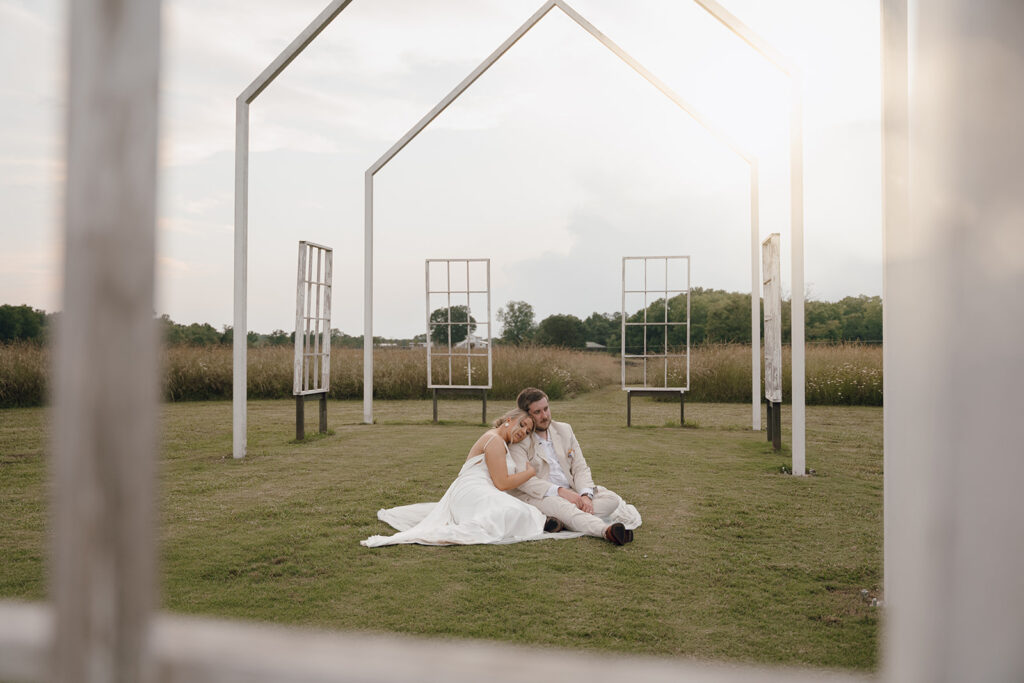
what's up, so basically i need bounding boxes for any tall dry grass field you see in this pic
[682,343,882,406]
[0,342,881,407]
[0,343,48,408]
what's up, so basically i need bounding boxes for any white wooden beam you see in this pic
[363,170,374,423]
[54,0,162,677]
[368,1,559,177]
[692,0,805,466]
[880,0,908,610]
[363,0,764,424]
[233,98,249,459]
[788,76,805,475]
[750,162,761,429]
[240,0,356,104]
[0,602,873,683]
[883,0,1024,680]
[233,0,358,453]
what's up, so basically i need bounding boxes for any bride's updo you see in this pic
[492,407,529,429]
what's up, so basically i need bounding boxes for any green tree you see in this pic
[496,300,535,345]
[429,305,477,346]
[267,329,292,346]
[0,305,46,343]
[582,312,618,347]
[534,314,586,348]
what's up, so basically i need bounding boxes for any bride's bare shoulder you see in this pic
[467,428,500,459]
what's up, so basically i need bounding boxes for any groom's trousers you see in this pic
[530,485,622,537]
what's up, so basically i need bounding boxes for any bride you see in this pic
[361,409,572,547]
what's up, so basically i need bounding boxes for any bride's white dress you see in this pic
[361,436,582,547]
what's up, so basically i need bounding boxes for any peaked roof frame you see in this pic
[233,0,806,475]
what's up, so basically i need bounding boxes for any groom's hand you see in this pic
[557,487,593,513]
[557,487,580,507]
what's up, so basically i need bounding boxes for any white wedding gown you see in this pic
[361,436,582,547]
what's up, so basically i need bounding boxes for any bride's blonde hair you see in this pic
[492,408,529,430]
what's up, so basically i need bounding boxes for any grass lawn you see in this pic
[0,387,882,671]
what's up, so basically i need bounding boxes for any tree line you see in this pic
[496,288,882,350]
[1,289,881,348]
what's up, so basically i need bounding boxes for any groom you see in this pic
[507,387,640,545]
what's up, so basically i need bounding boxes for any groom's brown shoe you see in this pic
[544,517,565,533]
[604,523,630,545]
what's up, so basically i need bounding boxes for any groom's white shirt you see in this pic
[508,421,596,502]
[533,432,595,498]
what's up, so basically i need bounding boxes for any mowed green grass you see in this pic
[0,388,882,670]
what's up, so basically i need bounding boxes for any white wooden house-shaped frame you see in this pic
[228,0,810,477]
[3,1,1022,682]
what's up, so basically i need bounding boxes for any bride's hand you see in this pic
[524,463,536,477]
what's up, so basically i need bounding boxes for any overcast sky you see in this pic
[0,0,881,338]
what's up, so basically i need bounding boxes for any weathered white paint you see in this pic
[294,242,308,393]
[762,234,782,403]
[294,241,333,396]
[621,256,691,391]
[53,0,161,678]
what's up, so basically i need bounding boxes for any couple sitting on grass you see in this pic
[361,387,641,547]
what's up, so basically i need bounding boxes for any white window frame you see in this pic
[621,255,691,392]
[425,258,493,390]
[294,241,333,396]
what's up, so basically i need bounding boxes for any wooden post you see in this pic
[319,395,327,434]
[772,402,782,451]
[626,391,632,427]
[481,389,487,425]
[766,402,773,442]
[53,0,161,680]
[296,397,305,441]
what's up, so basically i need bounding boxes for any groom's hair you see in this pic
[516,387,548,413]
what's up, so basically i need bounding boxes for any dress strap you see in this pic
[473,432,508,458]
[484,432,510,451]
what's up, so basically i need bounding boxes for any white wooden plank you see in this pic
[363,171,374,423]
[0,602,51,682]
[233,99,249,459]
[883,0,1024,680]
[294,242,307,395]
[880,0,908,607]
[323,249,333,391]
[789,76,806,476]
[762,234,782,403]
[54,0,161,678]
[750,163,762,428]
[0,602,873,683]
[239,0,356,104]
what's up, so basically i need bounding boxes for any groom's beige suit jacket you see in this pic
[507,420,596,503]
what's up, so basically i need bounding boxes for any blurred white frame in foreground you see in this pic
[3,0,1023,682]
